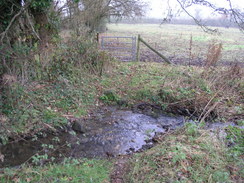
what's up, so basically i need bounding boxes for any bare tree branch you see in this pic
[227,0,244,32]
[178,0,244,33]
[176,0,219,34]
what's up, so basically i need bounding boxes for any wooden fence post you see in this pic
[139,36,171,64]
[136,34,141,62]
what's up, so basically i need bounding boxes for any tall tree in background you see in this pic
[82,0,146,32]
[59,0,146,33]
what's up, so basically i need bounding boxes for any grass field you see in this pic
[104,24,244,65]
[1,24,243,183]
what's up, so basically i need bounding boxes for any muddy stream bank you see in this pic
[0,105,185,168]
[0,105,240,168]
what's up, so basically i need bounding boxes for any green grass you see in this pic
[192,35,209,42]
[100,62,243,122]
[124,123,243,183]
[225,126,244,158]
[1,61,243,144]
[224,44,244,50]
[105,24,244,63]
[1,25,243,182]
[0,158,111,183]
[0,75,98,144]
[0,35,107,144]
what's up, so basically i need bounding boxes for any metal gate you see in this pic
[100,36,137,61]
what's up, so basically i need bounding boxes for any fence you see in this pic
[99,34,171,64]
[100,36,137,61]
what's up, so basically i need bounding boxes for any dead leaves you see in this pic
[0,153,4,162]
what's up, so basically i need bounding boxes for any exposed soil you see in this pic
[110,155,131,183]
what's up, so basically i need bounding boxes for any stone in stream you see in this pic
[132,103,163,118]
[116,99,128,107]
[72,120,86,133]
[157,116,184,130]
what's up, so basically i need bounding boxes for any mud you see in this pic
[0,106,184,168]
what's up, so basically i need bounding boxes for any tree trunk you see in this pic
[32,11,52,48]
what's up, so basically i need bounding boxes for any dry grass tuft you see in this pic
[200,64,243,121]
[107,62,243,122]
[2,74,17,86]
[188,34,193,62]
[125,126,239,183]
[205,41,223,67]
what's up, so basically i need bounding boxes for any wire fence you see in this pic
[100,36,137,61]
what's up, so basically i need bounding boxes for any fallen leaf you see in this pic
[13,177,20,183]
[0,153,4,162]
[26,178,32,182]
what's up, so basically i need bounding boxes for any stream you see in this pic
[1,105,241,168]
[0,105,184,168]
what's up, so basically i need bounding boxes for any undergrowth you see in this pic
[0,158,111,183]
[0,27,243,183]
[1,54,243,144]
[101,62,243,122]
[0,34,111,144]
[125,123,243,183]
[106,63,244,121]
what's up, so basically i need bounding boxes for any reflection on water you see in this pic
[0,107,184,168]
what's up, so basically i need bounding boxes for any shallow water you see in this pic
[0,106,184,168]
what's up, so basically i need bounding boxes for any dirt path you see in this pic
[110,155,130,183]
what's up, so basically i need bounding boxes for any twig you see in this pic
[200,101,220,123]
[43,123,57,132]
[227,0,244,33]
[25,10,41,40]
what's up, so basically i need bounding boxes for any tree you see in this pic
[0,0,56,46]
[0,0,146,44]
[0,0,146,83]
[0,0,59,99]
[58,0,146,32]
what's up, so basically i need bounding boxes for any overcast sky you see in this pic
[145,0,244,19]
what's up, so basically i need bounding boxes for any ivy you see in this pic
[0,0,21,30]
[73,0,80,3]
[30,0,53,12]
